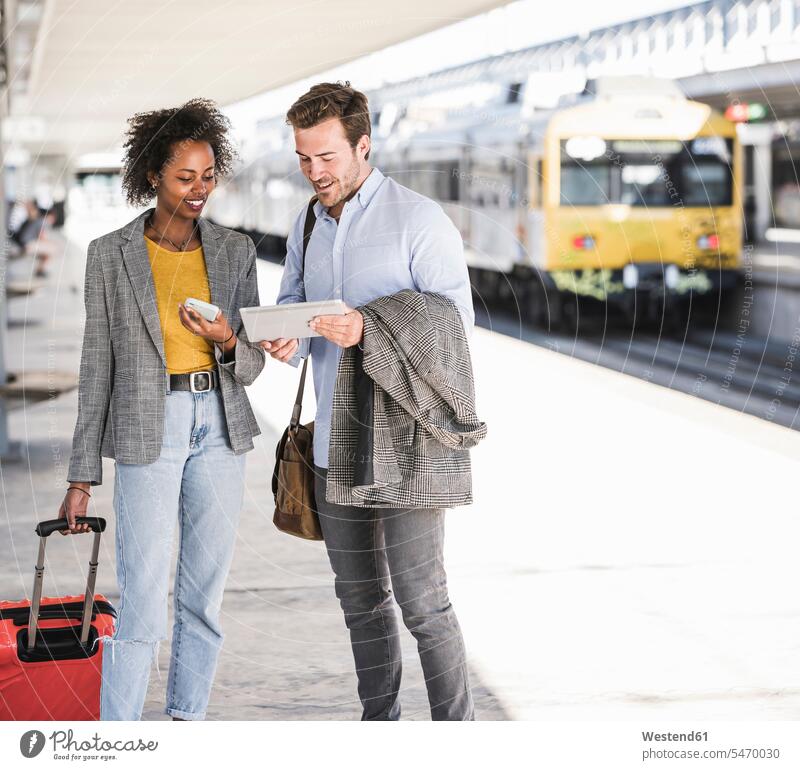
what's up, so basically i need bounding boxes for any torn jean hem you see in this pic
[99,635,161,670]
[98,636,163,722]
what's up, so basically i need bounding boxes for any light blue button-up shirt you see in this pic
[276,167,474,468]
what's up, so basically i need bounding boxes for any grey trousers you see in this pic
[314,466,474,721]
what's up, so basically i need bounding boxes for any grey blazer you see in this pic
[67,209,266,485]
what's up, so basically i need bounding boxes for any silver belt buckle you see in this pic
[189,370,213,393]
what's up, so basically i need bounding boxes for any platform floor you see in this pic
[2,208,799,720]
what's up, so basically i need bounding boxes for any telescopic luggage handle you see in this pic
[27,516,107,652]
[36,516,106,537]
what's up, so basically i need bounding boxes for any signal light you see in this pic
[572,235,595,249]
[724,102,767,122]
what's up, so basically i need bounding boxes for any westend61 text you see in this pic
[642,731,708,742]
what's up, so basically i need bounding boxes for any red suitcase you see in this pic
[0,516,115,720]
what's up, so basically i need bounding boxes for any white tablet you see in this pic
[239,300,348,342]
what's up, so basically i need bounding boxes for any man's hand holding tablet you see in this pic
[251,300,364,361]
[308,304,364,348]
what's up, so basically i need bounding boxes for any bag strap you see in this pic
[291,354,309,428]
[301,195,317,273]
[291,197,317,429]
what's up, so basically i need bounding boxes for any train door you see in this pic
[527,152,546,269]
[522,150,552,325]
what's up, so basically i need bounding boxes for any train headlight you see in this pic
[565,136,607,161]
[665,264,680,289]
[622,264,638,289]
[697,233,720,250]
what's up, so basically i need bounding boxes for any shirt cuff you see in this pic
[288,337,311,367]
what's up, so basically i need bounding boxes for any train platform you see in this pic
[2,209,799,720]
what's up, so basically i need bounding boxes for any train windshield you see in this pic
[559,137,733,207]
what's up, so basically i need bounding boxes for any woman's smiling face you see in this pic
[150,139,216,220]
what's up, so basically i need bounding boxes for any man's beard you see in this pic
[324,154,361,209]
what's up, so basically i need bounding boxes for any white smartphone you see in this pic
[185,297,220,322]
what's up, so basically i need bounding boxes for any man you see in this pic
[262,82,476,721]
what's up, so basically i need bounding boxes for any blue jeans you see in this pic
[99,389,246,721]
[314,467,474,721]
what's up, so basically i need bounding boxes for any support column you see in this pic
[741,123,774,243]
[753,137,773,243]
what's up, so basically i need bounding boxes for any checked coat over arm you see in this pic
[326,289,487,508]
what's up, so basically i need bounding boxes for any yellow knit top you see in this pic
[144,235,216,375]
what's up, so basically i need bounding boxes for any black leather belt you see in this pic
[168,370,219,393]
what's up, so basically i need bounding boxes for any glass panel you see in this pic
[621,163,671,206]
[560,163,610,206]
[558,137,733,207]
[681,163,730,206]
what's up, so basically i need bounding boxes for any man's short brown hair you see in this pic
[286,81,371,160]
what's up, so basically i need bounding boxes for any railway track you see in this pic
[474,304,800,431]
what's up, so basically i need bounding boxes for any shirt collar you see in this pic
[355,167,384,208]
[314,167,384,219]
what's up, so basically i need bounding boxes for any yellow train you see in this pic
[378,77,743,328]
[541,80,741,327]
[211,77,743,329]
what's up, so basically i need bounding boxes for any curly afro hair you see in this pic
[121,97,237,207]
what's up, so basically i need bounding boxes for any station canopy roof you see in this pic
[4,0,506,157]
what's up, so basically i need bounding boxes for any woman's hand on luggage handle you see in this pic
[260,338,298,363]
[57,483,92,535]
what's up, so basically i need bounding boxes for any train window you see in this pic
[406,166,435,199]
[560,159,610,205]
[437,163,460,202]
[681,164,731,206]
[558,138,733,207]
[507,83,524,104]
[404,162,460,202]
[621,164,666,205]
[529,157,543,208]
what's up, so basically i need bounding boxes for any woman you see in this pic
[58,98,265,721]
